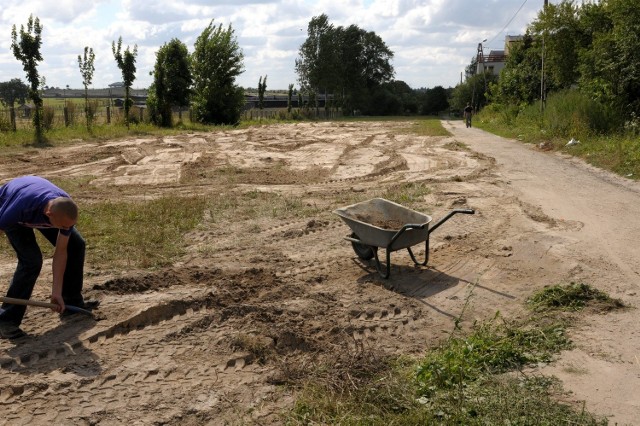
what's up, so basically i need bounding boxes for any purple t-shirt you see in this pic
[0,176,74,236]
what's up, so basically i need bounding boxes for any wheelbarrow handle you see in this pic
[428,209,475,234]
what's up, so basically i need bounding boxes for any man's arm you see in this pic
[51,231,68,312]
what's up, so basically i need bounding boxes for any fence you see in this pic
[0,103,342,131]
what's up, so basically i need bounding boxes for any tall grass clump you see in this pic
[543,90,619,139]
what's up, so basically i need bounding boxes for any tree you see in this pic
[11,15,44,142]
[112,37,138,128]
[295,15,395,115]
[577,0,640,117]
[78,46,96,129]
[531,1,583,91]
[149,38,192,127]
[421,86,450,115]
[0,79,29,108]
[492,34,543,106]
[287,84,294,113]
[258,75,267,110]
[191,20,245,125]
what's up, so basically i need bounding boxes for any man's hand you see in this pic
[50,293,65,313]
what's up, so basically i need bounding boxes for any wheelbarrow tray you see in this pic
[333,198,432,251]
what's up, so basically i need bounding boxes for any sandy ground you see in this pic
[0,120,638,425]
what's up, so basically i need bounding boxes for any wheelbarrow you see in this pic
[334,198,474,278]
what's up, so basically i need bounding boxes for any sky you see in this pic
[0,0,545,91]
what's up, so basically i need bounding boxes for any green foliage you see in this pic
[112,37,138,128]
[543,89,619,138]
[296,14,394,115]
[150,38,192,127]
[381,182,431,207]
[420,85,449,115]
[0,78,29,107]
[576,0,640,117]
[11,14,44,143]
[416,314,570,397]
[492,34,543,106]
[258,75,267,110]
[529,282,624,312]
[42,105,55,131]
[495,0,640,121]
[451,72,496,112]
[287,83,294,113]
[78,46,96,130]
[191,20,245,125]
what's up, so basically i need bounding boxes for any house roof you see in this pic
[485,50,506,63]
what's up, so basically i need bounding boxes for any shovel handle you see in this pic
[0,296,94,316]
[0,296,59,309]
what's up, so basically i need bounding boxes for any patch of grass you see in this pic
[475,97,640,180]
[80,196,208,269]
[416,313,571,397]
[528,282,625,312]
[405,117,451,137]
[287,346,606,425]
[286,282,618,425]
[379,182,431,208]
[287,352,431,425]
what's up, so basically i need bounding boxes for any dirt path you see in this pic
[444,120,640,424]
[0,120,637,424]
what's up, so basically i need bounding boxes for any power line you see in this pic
[486,0,529,46]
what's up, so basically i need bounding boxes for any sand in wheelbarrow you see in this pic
[354,214,406,230]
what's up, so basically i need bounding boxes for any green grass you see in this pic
[80,196,208,269]
[404,117,452,137]
[528,282,625,312]
[474,97,640,180]
[416,313,571,397]
[285,282,620,425]
[379,182,431,208]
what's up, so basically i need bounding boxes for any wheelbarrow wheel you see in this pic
[350,233,374,260]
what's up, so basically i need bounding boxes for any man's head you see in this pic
[45,197,78,230]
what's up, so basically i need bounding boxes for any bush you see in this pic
[543,90,620,138]
[42,106,56,131]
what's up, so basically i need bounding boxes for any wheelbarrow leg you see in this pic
[372,248,392,279]
[407,235,430,266]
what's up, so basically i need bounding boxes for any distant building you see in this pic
[476,35,523,77]
[109,82,125,88]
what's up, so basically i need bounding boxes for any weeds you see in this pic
[287,281,617,424]
[379,182,431,207]
[80,196,207,269]
[475,91,640,180]
[416,313,571,397]
[528,282,625,312]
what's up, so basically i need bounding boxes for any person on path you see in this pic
[464,103,473,128]
[0,175,98,339]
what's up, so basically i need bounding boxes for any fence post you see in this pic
[63,106,69,127]
[106,106,111,124]
[10,107,16,132]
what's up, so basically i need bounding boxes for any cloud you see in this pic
[0,0,540,91]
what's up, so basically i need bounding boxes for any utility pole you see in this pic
[477,39,487,110]
[540,0,548,113]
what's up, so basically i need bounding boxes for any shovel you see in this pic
[0,296,95,317]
